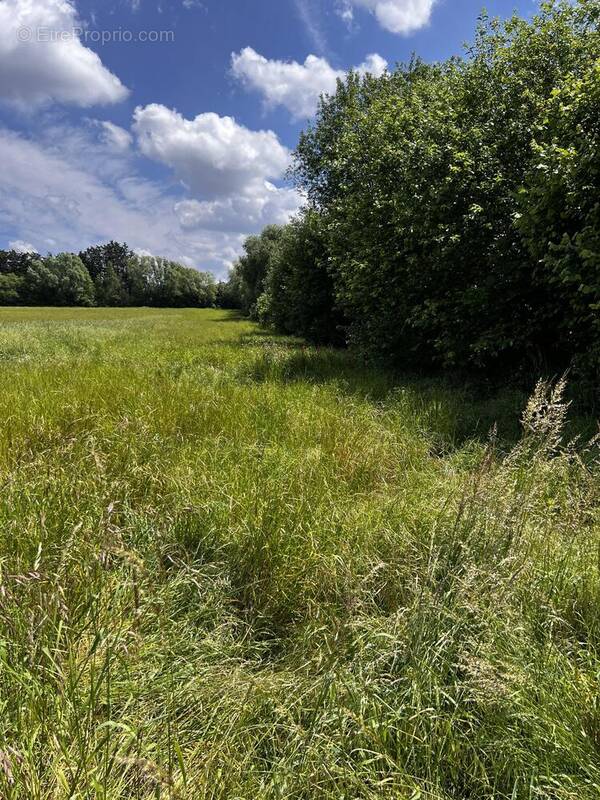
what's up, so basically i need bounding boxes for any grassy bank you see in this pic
[0,308,598,799]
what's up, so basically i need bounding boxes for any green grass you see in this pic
[0,307,598,799]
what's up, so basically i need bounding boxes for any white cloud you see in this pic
[0,121,300,278]
[0,127,175,253]
[231,48,387,120]
[8,239,37,253]
[96,121,133,151]
[294,0,328,54]
[0,0,128,108]
[132,104,291,197]
[357,53,388,78]
[336,2,355,26]
[174,182,301,234]
[348,0,437,34]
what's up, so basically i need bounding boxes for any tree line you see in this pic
[223,0,600,391]
[0,242,217,308]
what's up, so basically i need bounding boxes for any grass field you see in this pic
[0,307,599,799]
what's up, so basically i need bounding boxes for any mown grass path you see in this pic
[0,308,598,799]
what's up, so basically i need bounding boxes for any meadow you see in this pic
[0,307,598,799]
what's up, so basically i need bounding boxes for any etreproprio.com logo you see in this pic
[17,27,175,44]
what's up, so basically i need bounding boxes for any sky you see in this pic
[0,0,536,278]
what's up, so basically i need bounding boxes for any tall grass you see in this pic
[0,307,598,799]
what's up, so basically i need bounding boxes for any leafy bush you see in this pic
[232,225,285,317]
[257,210,345,344]
[240,0,599,394]
[518,58,600,386]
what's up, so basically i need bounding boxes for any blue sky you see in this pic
[0,0,535,277]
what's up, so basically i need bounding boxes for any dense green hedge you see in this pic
[224,0,600,391]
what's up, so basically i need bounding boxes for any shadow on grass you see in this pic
[237,330,528,450]
[235,327,598,451]
[209,310,248,323]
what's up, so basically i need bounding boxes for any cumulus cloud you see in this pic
[231,48,387,119]
[0,0,128,108]
[174,182,301,234]
[8,239,37,253]
[347,0,437,34]
[0,121,300,277]
[357,54,388,78]
[132,104,291,197]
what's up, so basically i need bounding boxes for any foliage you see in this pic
[0,273,24,305]
[0,243,216,309]
[256,0,600,391]
[139,255,217,308]
[215,273,243,309]
[26,253,96,307]
[233,224,285,317]
[0,249,40,276]
[257,210,345,344]
[518,57,600,385]
[79,241,133,306]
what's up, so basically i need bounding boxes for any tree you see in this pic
[0,250,39,306]
[290,0,600,381]
[0,274,24,305]
[258,211,345,344]
[160,261,217,307]
[124,255,154,306]
[25,254,95,306]
[0,244,217,309]
[0,249,40,277]
[79,242,132,306]
[216,274,243,310]
[235,225,285,317]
